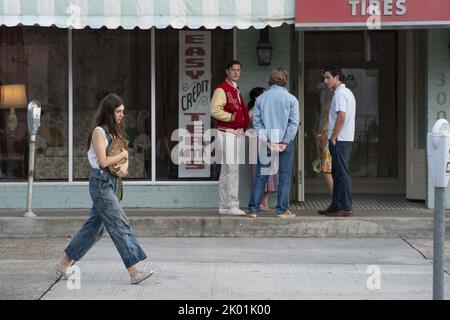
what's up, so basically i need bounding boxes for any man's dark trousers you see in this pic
[329,140,353,212]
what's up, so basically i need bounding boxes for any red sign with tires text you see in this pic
[295,0,450,29]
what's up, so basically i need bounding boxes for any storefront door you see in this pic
[405,30,427,200]
[300,30,403,195]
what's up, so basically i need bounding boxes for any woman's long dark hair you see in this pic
[87,93,126,150]
[247,87,265,111]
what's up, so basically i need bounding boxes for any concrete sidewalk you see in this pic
[0,208,448,238]
[39,238,450,300]
[1,237,449,300]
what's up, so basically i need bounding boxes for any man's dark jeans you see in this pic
[329,140,353,212]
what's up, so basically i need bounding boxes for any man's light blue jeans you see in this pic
[248,142,294,214]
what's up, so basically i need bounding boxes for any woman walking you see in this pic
[56,94,153,285]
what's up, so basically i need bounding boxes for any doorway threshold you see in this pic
[292,194,427,211]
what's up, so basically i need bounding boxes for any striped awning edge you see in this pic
[0,0,295,29]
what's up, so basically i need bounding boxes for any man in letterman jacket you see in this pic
[210,60,250,216]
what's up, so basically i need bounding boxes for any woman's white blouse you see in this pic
[87,127,109,169]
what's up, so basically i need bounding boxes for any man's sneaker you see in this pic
[130,270,154,285]
[218,208,228,214]
[247,212,258,218]
[227,207,247,216]
[277,210,296,218]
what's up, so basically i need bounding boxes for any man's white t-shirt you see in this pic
[328,84,356,142]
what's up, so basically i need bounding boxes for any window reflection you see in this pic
[73,28,152,180]
[304,31,398,178]
[0,27,68,181]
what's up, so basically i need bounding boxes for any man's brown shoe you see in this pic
[325,210,352,217]
[318,208,333,215]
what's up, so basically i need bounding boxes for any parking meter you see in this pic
[427,119,450,188]
[24,101,41,218]
[27,101,41,138]
[427,118,450,300]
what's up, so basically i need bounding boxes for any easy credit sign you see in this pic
[295,0,450,30]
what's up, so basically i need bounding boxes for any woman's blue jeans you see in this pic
[65,168,147,269]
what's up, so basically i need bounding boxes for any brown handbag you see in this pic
[107,137,129,177]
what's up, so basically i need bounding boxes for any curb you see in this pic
[1,215,448,238]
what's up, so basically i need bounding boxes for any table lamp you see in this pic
[0,84,27,134]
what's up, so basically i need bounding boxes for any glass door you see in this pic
[406,30,427,200]
[303,31,400,194]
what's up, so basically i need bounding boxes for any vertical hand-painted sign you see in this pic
[179,31,211,178]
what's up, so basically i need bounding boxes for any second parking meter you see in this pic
[24,101,42,218]
[427,119,450,188]
[427,118,450,300]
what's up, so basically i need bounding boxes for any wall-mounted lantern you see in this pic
[256,27,273,66]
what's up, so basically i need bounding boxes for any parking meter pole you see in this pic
[433,187,445,300]
[427,119,450,300]
[23,101,41,219]
[24,135,37,218]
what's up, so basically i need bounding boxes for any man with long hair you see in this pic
[248,69,299,218]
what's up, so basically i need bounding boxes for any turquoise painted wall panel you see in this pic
[427,29,450,208]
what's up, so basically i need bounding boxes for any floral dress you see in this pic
[319,98,332,174]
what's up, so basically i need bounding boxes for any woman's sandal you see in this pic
[259,205,273,212]
[130,270,154,285]
[55,262,72,280]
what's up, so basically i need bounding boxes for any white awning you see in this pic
[0,0,295,29]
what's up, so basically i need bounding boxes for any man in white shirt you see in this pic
[318,66,356,217]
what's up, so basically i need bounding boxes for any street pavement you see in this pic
[1,237,449,300]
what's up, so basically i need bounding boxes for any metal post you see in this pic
[23,135,37,218]
[433,187,446,300]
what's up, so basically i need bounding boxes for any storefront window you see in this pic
[304,31,398,178]
[0,27,68,181]
[155,28,233,181]
[73,28,152,180]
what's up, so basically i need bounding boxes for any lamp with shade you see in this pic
[0,84,27,135]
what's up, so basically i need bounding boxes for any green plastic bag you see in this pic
[115,177,124,202]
